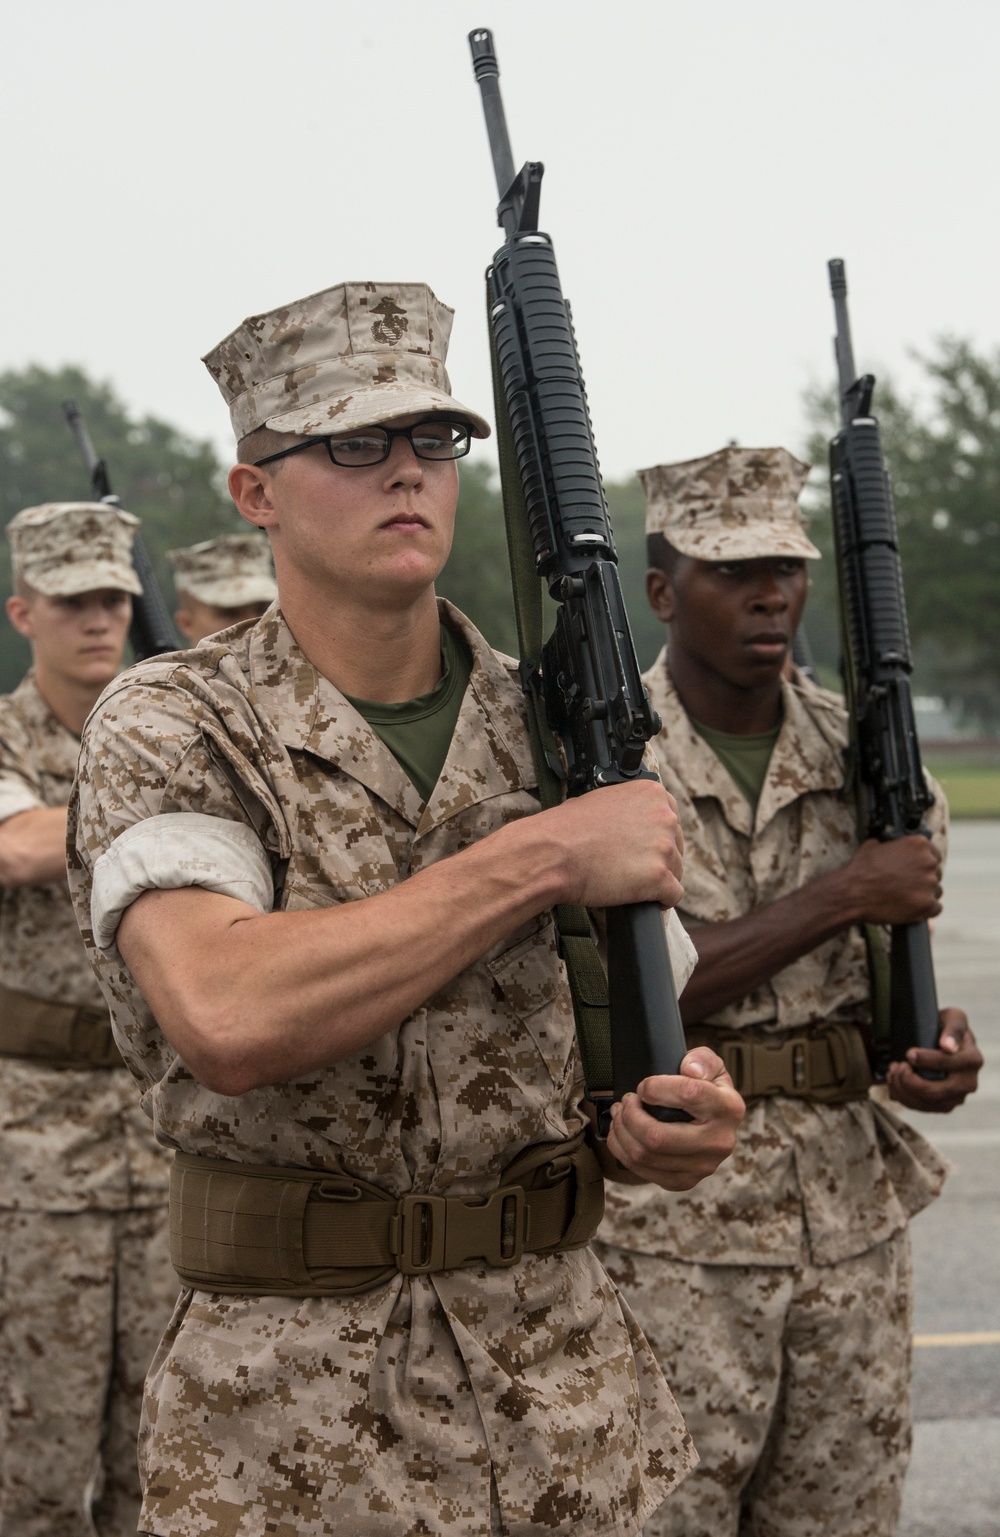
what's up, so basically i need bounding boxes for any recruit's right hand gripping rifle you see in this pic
[469,29,689,1133]
[827,259,941,1075]
[62,400,179,660]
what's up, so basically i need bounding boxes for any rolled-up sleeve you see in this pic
[0,774,44,824]
[69,669,286,954]
[91,812,274,952]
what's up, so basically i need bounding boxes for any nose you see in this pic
[81,599,117,633]
[382,436,424,490]
[749,572,788,614]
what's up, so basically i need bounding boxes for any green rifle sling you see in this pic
[485,277,614,1101]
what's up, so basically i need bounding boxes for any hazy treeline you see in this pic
[803,339,1000,727]
[1,347,998,727]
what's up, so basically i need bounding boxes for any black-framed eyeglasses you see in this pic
[253,419,473,470]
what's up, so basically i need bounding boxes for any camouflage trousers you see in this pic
[592,1230,913,1537]
[0,1204,177,1537]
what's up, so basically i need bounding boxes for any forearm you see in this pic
[681,865,862,1023]
[0,808,69,886]
[120,812,568,1094]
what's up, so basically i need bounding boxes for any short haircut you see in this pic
[236,425,296,467]
[13,574,36,601]
[646,533,683,576]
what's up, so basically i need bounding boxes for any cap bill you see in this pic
[264,382,491,441]
[666,525,822,562]
[29,560,144,598]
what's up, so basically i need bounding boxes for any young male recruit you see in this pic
[68,283,745,1537]
[169,532,277,645]
[0,503,176,1537]
[593,446,982,1537]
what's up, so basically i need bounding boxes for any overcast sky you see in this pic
[3,0,998,481]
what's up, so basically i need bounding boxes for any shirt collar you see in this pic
[645,648,847,837]
[247,600,536,832]
[12,672,81,777]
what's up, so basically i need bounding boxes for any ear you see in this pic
[645,567,675,624]
[228,464,279,530]
[174,608,194,640]
[6,594,34,640]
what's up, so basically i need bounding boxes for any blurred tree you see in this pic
[803,339,1000,726]
[440,463,661,667]
[439,461,516,654]
[0,365,236,690]
[604,475,665,670]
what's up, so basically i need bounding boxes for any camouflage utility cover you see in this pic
[68,604,693,1536]
[0,675,168,1212]
[168,532,277,608]
[6,502,143,597]
[640,446,821,562]
[597,655,948,1267]
[204,280,492,443]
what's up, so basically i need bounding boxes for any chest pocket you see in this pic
[487,916,576,1089]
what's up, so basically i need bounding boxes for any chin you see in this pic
[731,658,786,690]
[382,554,445,594]
[74,660,121,688]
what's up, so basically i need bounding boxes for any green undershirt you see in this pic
[691,718,781,817]
[344,624,473,805]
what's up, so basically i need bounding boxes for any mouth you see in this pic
[380,512,430,532]
[743,632,789,658]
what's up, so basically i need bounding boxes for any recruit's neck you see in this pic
[279,581,445,704]
[666,649,784,736]
[31,661,108,737]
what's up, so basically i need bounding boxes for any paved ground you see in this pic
[896,819,1000,1536]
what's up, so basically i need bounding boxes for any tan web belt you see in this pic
[170,1128,605,1297]
[686,1020,872,1104]
[0,981,122,1069]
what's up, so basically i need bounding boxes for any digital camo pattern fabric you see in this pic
[203,280,491,441]
[596,1232,913,1537]
[5,503,143,598]
[69,603,693,1537]
[135,1252,680,1537]
[0,1206,178,1537]
[639,446,821,562]
[0,674,168,1211]
[0,675,175,1535]
[597,654,949,1268]
[168,533,276,608]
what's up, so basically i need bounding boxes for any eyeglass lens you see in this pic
[325,421,470,467]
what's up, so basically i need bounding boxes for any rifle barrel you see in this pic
[827,258,858,425]
[469,29,517,219]
[63,399,101,481]
[61,398,179,659]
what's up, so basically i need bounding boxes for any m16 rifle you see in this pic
[827,258,941,1073]
[469,28,689,1130]
[62,400,179,660]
